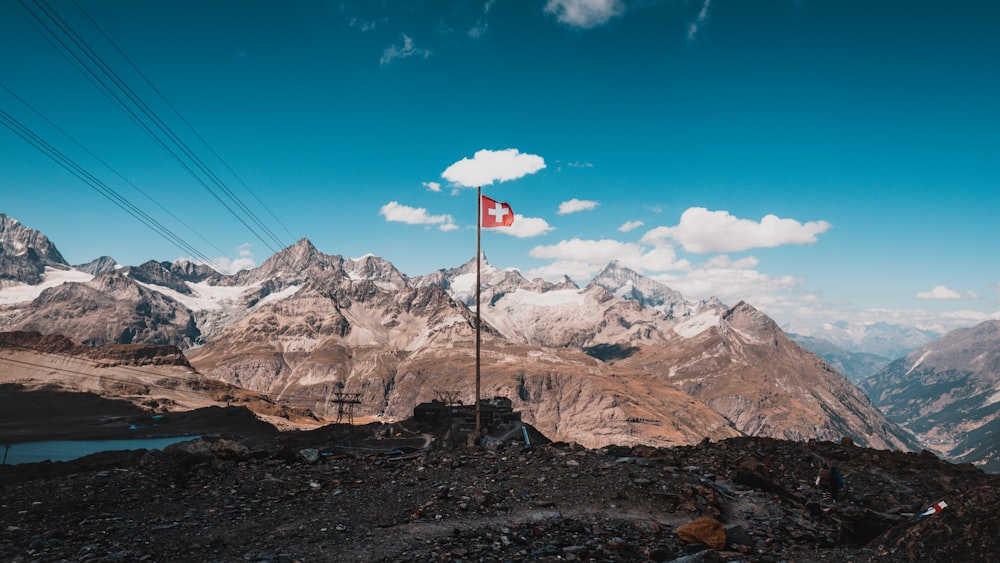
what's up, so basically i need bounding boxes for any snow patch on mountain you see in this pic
[906,350,932,375]
[450,273,477,302]
[406,313,467,350]
[505,288,585,307]
[257,285,301,307]
[674,311,719,338]
[134,280,258,311]
[986,386,1000,407]
[0,267,93,305]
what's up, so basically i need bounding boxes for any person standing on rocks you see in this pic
[815,463,844,501]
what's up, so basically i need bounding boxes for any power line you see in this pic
[0,107,226,271]
[13,0,288,256]
[0,82,232,263]
[2,1,404,400]
[71,0,298,244]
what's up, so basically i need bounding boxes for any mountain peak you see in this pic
[722,300,783,336]
[1,214,69,285]
[75,256,119,276]
[588,261,697,318]
[0,213,67,266]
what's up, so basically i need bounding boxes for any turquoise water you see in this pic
[1,436,199,465]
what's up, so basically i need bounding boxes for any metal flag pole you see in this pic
[475,185,482,440]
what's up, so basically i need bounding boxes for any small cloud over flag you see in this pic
[442,148,545,188]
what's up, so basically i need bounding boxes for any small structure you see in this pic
[413,396,520,433]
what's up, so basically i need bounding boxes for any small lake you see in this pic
[1,436,199,465]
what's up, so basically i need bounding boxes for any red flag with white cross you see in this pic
[480,194,514,227]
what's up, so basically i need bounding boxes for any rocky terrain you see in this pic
[1,414,997,562]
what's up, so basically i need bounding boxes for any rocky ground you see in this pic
[2,406,999,563]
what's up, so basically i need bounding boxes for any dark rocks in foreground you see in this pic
[1,433,997,562]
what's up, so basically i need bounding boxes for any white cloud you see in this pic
[422,181,441,192]
[652,261,804,308]
[915,285,977,300]
[528,237,689,282]
[687,0,712,41]
[379,34,431,66]
[631,246,690,272]
[469,0,495,38]
[188,243,256,274]
[530,238,642,265]
[781,306,1000,345]
[557,198,599,215]
[349,17,380,32]
[641,207,831,253]
[704,254,758,269]
[526,260,601,283]
[442,148,546,187]
[380,201,455,231]
[497,215,555,238]
[544,0,624,29]
[524,243,690,285]
[618,220,644,232]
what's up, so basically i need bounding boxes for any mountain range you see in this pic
[862,320,1000,472]
[781,317,941,359]
[789,333,893,384]
[0,212,937,455]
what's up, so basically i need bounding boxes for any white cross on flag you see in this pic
[481,194,514,228]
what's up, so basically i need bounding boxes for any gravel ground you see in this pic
[3,415,999,562]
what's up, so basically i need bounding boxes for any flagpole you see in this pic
[475,186,482,441]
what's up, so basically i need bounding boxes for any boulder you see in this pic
[676,517,726,550]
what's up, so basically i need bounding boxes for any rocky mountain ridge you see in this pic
[0,217,915,453]
[862,320,1000,472]
[0,213,68,286]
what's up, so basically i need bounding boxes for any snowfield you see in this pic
[673,311,719,338]
[0,267,94,305]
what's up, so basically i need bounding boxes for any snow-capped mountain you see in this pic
[0,213,66,266]
[1,213,69,286]
[862,320,1000,471]
[412,252,562,307]
[74,256,119,276]
[0,215,917,451]
[588,261,713,319]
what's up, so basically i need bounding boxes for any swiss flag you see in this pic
[919,500,948,518]
[481,194,514,228]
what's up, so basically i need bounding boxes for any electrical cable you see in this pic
[0,107,226,271]
[16,0,286,255]
[0,82,232,263]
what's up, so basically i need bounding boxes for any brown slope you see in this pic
[0,331,319,440]
[616,302,917,451]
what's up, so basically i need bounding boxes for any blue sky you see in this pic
[1,0,998,336]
